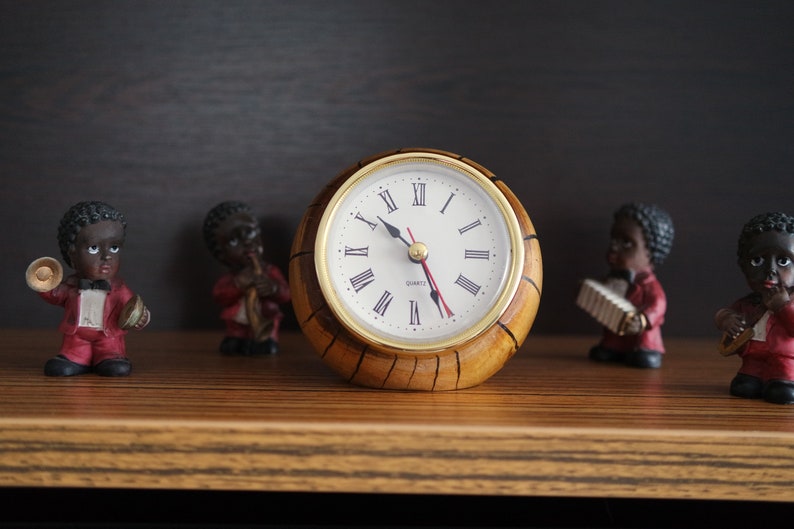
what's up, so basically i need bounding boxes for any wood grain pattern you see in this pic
[288,149,542,390]
[1,329,793,501]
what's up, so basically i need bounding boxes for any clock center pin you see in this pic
[408,242,428,262]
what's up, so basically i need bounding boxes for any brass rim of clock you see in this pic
[314,151,525,352]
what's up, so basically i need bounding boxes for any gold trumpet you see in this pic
[26,257,63,293]
[245,254,274,343]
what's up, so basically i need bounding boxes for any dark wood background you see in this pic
[2,0,792,338]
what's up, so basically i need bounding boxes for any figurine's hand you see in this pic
[234,267,265,290]
[622,313,646,335]
[761,284,791,312]
[252,275,279,297]
[715,309,746,338]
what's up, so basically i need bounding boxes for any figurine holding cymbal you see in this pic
[26,201,150,377]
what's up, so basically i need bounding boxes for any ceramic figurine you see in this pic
[25,201,150,377]
[714,212,794,404]
[203,201,291,355]
[581,202,674,368]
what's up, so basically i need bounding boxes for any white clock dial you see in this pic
[315,155,524,351]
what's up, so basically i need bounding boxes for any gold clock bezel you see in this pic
[314,151,525,353]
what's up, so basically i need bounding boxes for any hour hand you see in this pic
[377,216,411,247]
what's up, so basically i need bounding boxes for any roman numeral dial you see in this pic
[316,154,524,352]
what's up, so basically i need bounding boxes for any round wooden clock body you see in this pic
[289,148,542,391]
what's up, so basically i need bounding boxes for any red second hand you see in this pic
[406,227,454,317]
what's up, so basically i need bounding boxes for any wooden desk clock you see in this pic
[289,148,542,390]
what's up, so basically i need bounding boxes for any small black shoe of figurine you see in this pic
[220,336,248,355]
[729,373,763,399]
[44,355,92,377]
[588,345,624,363]
[762,380,794,404]
[250,338,279,356]
[624,348,662,369]
[94,358,132,377]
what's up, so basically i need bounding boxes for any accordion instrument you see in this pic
[576,278,638,335]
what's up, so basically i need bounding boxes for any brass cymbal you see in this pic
[119,295,146,330]
[26,257,63,292]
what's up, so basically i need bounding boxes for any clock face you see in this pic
[315,153,524,352]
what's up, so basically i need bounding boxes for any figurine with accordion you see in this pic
[576,203,674,369]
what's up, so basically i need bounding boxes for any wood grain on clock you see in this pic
[289,148,542,391]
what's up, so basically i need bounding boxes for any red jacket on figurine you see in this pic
[728,295,794,384]
[40,274,136,341]
[212,264,291,342]
[599,270,667,354]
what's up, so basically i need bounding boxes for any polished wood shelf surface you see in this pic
[1,329,792,502]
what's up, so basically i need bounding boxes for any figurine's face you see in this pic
[740,230,794,295]
[216,212,263,269]
[606,216,652,274]
[68,220,124,280]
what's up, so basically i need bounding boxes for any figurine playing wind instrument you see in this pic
[203,201,291,355]
[25,201,150,377]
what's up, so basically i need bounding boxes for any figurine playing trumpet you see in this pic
[203,201,291,356]
[26,201,150,377]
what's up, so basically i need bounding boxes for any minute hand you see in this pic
[406,227,454,318]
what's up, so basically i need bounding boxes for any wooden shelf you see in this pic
[1,329,793,502]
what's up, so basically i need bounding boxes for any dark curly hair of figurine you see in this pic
[737,212,794,263]
[614,202,674,266]
[57,201,127,267]
[203,201,253,263]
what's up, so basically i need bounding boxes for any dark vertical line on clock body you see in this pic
[455,351,462,389]
[407,357,418,387]
[496,321,519,351]
[348,344,369,383]
[381,356,399,388]
[432,355,440,391]
[320,329,339,359]
[523,233,541,296]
